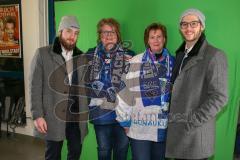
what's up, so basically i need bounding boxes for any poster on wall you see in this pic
[0,3,22,58]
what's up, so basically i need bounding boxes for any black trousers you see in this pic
[45,122,82,160]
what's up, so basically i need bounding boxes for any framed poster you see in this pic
[0,1,22,58]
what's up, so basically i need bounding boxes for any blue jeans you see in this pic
[94,123,129,160]
[130,138,166,160]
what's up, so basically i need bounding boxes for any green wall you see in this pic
[55,0,240,159]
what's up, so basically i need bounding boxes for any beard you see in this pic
[181,27,202,44]
[59,34,77,51]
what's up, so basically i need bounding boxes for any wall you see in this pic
[1,0,48,136]
[55,0,240,160]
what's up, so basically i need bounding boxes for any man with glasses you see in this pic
[166,8,228,160]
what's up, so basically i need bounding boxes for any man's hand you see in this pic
[34,117,47,134]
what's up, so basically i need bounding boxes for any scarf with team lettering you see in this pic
[140,48,173,107]
[89,43,130,102]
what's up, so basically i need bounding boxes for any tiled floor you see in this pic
[0,132,45,160]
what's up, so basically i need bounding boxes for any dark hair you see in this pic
[97,18,121,43]
[5,16,16,27]
[144,22,167,48]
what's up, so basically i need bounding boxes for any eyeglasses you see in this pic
[101,31,117,37]
[180,21,201,29]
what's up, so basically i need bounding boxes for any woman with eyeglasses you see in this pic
[85,18,134,160]
[116,23,175,160]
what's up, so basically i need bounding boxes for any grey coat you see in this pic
[29,38,88,142]
[166,40,228,159]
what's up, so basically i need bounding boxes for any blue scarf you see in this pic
[90,43,128,102]
[140,48,173,107]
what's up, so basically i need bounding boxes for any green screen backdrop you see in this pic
[55,0,240,159]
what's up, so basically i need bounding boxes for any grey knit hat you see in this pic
[179,8,206,28]
[58,16,80,32]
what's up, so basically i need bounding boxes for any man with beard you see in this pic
[166,9,228,160]
[29,16,88,160]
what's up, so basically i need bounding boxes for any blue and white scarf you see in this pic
[89,43,130,103]
[140,48,174,107]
